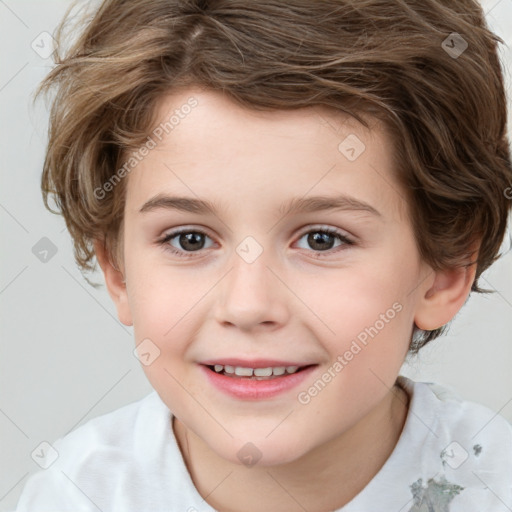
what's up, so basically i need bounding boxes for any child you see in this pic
[17,0,512,510]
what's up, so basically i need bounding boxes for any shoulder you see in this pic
[398,377,512,509]
[16,390,172,511]
[53,389,167,466]
[404,377,512,445]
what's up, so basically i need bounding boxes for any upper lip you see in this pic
[200,358,317,368]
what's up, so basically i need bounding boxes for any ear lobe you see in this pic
[93,239,133,326]
[414,263,476,331]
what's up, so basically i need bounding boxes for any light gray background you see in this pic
[1,1,511,510]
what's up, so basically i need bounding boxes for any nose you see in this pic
[214,247,290,332]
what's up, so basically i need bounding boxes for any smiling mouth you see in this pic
[204,364,316,380]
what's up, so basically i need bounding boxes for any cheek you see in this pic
[306,263,410,339]
[126,264,206,414]
[298,253,416,389]
[298,274,410,426]
[125,249,205,356]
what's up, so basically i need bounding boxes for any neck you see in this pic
[173,382,409,512]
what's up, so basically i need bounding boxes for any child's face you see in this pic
[117,86,434,465]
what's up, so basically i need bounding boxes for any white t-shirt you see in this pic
[15,376,512,511]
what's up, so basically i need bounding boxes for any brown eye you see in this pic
[160,229,214,257]
[295,227,354,256]
[175,232,206,251]
[307,231,337,251]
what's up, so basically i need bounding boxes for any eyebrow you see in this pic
[139,193,381,217]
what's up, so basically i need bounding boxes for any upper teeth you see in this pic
[213,364,300,376]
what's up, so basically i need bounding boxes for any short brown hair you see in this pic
[35,0,512,350]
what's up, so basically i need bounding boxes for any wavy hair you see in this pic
[35,0,512,351]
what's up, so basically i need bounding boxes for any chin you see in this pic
[210,433,312,468]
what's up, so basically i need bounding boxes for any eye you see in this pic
[159,228,214,258]
[295,226,354,257]
[158,225,354,259]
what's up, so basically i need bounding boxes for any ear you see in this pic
[93,239,133,326]
[414,261,476,331]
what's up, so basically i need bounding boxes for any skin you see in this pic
[95,86,476,511]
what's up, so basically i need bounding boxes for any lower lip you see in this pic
[200,364,317,400]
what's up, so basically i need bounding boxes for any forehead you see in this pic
[150,86,383,149]
[124,86,407,221]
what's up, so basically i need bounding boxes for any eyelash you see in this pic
[158,226,355,259]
